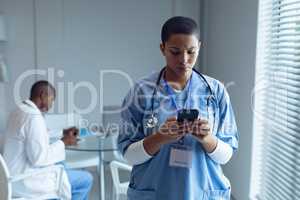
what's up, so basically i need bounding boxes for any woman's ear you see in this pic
[160,43,166,56]
[196,41,201,54]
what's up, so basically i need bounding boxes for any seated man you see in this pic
[3,80,93,199]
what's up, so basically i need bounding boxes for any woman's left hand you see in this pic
[191,119,211,142]
[191,119,218,153]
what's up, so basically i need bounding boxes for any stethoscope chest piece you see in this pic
[145,114,158,128]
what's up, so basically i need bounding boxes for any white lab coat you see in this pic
[3,100,71,199]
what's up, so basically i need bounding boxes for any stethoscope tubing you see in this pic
[150,67,215,113]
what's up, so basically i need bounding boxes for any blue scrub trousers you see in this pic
[66,169,93,200]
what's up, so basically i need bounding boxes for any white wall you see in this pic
[201,0,258,199]
[0,83,5,132]
[0,0,4,132]
[1,0,200,125]
[1,0,36,132]
[1,0,42,133]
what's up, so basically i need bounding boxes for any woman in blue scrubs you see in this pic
[118,16,238,200]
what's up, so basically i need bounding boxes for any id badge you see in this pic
[169,144,193,168]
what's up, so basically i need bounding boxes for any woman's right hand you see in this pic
[157,117,189,145]
[143,116,190,156]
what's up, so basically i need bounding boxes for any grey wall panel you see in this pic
[203,0,258,199]
[34,0,200,125]
[1,0,36,132]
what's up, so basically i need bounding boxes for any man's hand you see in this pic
[63,127,78,137]
[61,127,78,146]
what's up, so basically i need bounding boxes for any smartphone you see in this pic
[177,109,199,123]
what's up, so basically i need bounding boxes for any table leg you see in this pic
[99,151,105,200]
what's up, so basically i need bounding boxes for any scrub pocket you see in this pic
[202,189,230,200]
[127,185,156,200]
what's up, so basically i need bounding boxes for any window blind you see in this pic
[250,0,300,200]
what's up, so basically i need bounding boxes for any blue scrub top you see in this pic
[118,70,239,200]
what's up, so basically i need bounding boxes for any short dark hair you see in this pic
[30,80,56,99]
[161,16,200,44]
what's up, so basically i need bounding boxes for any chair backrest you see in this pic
[0,154,11,200]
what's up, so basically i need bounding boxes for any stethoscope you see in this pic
[145,67,216,129]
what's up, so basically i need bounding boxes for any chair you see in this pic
[0,154,65,200]
[45,113,99,169]
[110,161,132,200]
[102,105,132,199]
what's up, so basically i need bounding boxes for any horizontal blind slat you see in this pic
[252,0,300,199]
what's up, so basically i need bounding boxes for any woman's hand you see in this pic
[143,116,190,156]
[157,117,189,144]
[191,119,211,142]
[191,119,218,153]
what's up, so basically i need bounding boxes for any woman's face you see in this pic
[160,33,200,77]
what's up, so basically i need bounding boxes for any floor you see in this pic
[86,166,128,200]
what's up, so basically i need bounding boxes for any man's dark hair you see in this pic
[30,80,56,99]
[161,16,200,44]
